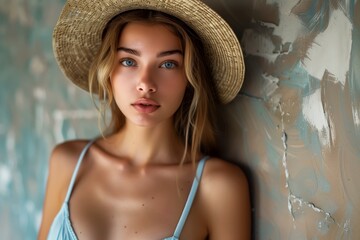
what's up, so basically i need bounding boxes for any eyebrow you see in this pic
[117,47,183,57]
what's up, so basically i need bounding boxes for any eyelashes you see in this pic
[120,58,136,67]
[160,61,177,69]
[119,58,179,69]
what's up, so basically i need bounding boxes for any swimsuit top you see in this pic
[47,139,208,240]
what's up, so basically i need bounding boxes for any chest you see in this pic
[67,163,206,240]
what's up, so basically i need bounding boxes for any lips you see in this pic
[131,98,160,113]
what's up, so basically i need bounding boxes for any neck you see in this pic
[108,120,186,166]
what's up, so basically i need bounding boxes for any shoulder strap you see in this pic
[64,139,97,203]
[172,156,209,238]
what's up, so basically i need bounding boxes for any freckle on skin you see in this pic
[124,225,127,228]
[142,203,145,207]
[151,196,155,200]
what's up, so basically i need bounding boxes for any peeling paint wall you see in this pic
[0,0,359,239]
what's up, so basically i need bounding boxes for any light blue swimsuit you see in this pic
[47,139,208,240]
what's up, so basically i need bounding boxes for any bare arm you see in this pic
[201,159,251,240]
[37,142,80,240]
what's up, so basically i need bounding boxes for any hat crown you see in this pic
[53,0,244,103]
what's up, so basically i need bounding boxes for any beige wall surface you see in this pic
[0,0,359,239]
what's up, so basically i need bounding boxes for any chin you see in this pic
[129,117,161,127]
[129,115,173,129]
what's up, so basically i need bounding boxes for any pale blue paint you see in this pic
[281,61,322,97]
[291,168,318,199]
[348,24,360,139]
[296,0,330,32]
[258,219,281,240]
[265,138,281,170]
[1,0,360,239]
[0,1,98,239]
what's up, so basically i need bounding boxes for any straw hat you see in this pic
[53,0,244,103]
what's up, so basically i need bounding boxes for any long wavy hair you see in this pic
[88,9,218,163]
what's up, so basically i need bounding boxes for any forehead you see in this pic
[118,22,182,48]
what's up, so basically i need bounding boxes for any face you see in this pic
[110,22,187,127]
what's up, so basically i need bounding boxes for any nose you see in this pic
[137,67,157,93]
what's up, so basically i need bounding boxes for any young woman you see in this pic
[39,1,250,239]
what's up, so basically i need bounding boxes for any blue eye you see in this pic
[161,61,176,69]
[121,59,136,67]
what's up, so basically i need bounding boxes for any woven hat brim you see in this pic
[53,0,245,103]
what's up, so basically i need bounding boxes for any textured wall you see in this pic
[0,0,98,239]
[0,0,359,239]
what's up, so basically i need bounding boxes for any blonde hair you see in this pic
[88,10,218,163]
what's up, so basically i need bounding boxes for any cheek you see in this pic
[110,65,135,86]
[110,75,130,108]
[110,70,133,93]
[163,77,188,104]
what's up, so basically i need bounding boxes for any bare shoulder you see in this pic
[37,139,91,240]
[50,139,89,169]
[200,158,251,239]
[201,157,248,192]
[48,139,93,196]
[48,139,94,200]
